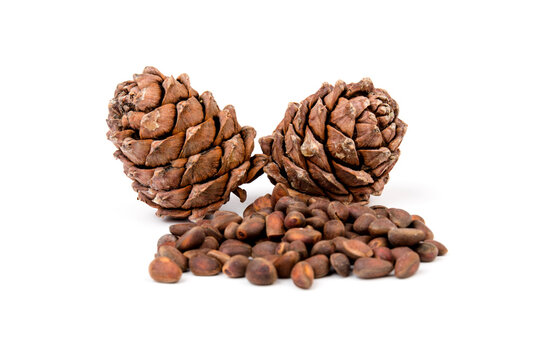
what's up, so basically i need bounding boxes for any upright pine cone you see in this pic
[107,67,266,220]
[259,78,407,204]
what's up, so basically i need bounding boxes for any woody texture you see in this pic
[259,78,407,203]
[106,67,267,220]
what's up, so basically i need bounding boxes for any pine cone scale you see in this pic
[153,186,192,209]
[174,97,204,134]
[217,134,245,176]
[307,161,348,195]
[145,132,184,167]
[226,161,251,193]
[139,104,176,139]
[180,147,221,186]
[307,98,327,140]
[326,125,360,167]
[182,173,229,209]
[332,161,373,187]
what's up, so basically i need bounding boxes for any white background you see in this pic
[1,1,539,359]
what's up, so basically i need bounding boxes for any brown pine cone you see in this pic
[107,66,267,221]
[259,78,407,204]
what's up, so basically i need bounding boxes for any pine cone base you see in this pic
[259,78,406,204]
[107,67,266,221]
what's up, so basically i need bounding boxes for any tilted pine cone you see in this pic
[107,66,267,220]
[259,78,407,204]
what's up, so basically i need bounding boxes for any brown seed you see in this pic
[266,211,285,239]
[275,196,296,212]
[157,234,177,249]
[183,248,211,259]
[353,213,377,234]
[252,241,279,258]
[341,239,373,260]
[243,203,256,217]
[275,242,290,255]
[391,247,413,259]
[351,235,372,244]
[291,261,315,289]
[222,255,250,278]
[257,208,274,216]
[284,211,306,229]
[176,226,205,251]
[210,212,242,232]
[263,254,280,264]
[271,183,290,203]
[195,219,212,227]
[311,240,336,256]
[244,210,266,219]
[201,225,223,242]
[253,194,274,211]
[330,253,350,277]
[308,198,330,211]
[149,256,182,283]
[289,240,308,259]
[220,239,248,247]
[169,223,196,236]
[311,209,330,221]
[353,258,393,279]
[373,247,394,263]
[374,209,389,218]
[274,251,301,278]
[323,219,346,239]
[157,245,188,272]
[425,240,448,256]
[368,217,397,236]
[212,210,240,218]
[289,191,312,203]
[415,242,439,262]
[286,202,311,216]
[305,254,330,278]
[224,222,240,239]
[206,250,231,265]
[368,237,388,249]
[306,216,326,229]
[200,236,219,250]
[348,203,376,220]
[395,251,420,279]
[388,208,413,228]
[283,228,322,246]
[411,220,434,241]
[219,240,252,257]
[327,201,349,221]
[190,254,222,276]
[271,210,286,221]
[236,217,266,241]
[388,228,426,247]
[333,236,347,252]
[345,223,354,232]
[246,258,278,285]
[411,214,425,223]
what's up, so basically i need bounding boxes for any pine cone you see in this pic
[259,78,407,204]
[107,67,267,221]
